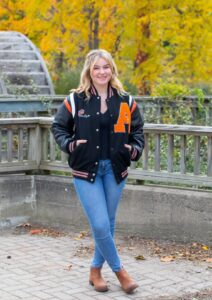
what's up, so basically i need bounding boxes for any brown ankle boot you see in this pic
[89,267,108,292]
[115,268,139,294]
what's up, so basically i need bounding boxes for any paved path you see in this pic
[0,231,212,300]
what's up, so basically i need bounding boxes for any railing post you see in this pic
[7,129,13,162]
[41,127,49,161]
[194,136,200,175]
[18,128,23,162]
[208,136,212,176]
[168,134,174,172]
[180,135,186,174]
[154,133,160,171]
[28,124,41,168]
[50,132,56,161]
[0,130,2,162]
[207,106,212,126]
[143,133,149,170]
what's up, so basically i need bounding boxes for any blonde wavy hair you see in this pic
[72,49,127,99]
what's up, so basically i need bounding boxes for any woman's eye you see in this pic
[93,65,110,70]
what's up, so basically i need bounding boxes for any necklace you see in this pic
[100,93,107,99]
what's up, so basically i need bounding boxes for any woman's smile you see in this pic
[90,57,112,88]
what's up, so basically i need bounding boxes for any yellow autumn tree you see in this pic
[121,0,212,94]
[0,0,211,94]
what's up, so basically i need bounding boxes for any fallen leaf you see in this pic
[202,245,209,251]
[16,223,32,228]
[160,256,175,262]
[128,247,135,250]
[135,255,145,260]
[64,264,72,271]
[154,247,161,254]
[79,231,87,237]
[29,229,42,235]
[205,258,212,263]
[74,231,88,240]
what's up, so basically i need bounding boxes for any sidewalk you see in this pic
[0,228,212,300]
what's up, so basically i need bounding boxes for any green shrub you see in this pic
[54,68,81,95]
[152,83,190,100]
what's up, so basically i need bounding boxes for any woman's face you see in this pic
[90,57,112,88]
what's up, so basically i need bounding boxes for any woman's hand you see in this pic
[124,144,132,152]
[69,139,87,153]
[76,139,87,146]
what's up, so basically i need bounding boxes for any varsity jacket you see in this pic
[51,86,145,183]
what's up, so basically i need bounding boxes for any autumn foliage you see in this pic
[0,0,211,94]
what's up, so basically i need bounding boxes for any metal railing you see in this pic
[0,95,211,125]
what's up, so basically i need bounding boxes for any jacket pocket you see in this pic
[69,142,90,169]
[117,145,131,167]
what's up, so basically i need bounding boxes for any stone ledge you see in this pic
[0,174,211,244]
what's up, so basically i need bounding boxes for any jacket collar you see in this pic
[90,84,114,99]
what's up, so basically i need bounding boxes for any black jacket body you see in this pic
[51,87,144,183]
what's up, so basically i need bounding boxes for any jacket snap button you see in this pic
[96,129,99,132]
[96,146,99,149]
[96,112,100,115]
[91,179,94,182]
[95,162,98,165]
[92,173,95,176]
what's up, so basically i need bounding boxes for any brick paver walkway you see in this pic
[0,231,212,300]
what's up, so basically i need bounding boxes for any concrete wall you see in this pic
[35,175,88,230]
[118,185,212,244]
[0,175,36,229]
[0,175,212,245]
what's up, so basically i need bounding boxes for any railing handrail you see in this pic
[1,95,211,127]
[0,117,211,134]
[0,95,211,113]
[144,124,212,135]
[0,117,53,125]
[0,94,212,99]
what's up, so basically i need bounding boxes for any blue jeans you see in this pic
[73,159,126,272]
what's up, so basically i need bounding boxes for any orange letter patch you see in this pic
[114,103,131,133]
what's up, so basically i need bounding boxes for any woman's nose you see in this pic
[99,68,105,73]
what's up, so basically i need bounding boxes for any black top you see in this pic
[99,109,110,159]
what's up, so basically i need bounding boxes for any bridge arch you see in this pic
[0,31,54,95]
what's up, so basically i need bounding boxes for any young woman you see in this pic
[52,49,144,294]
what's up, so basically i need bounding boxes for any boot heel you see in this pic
[115,268,138,294]
[89,280,94,286]
[89,267,108,292]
